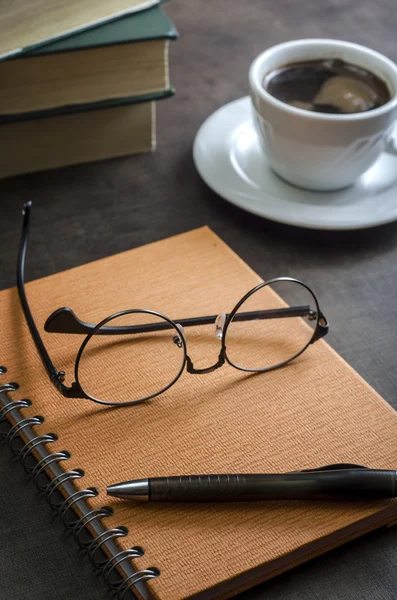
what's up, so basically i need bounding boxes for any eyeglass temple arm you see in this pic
[17,202,85,399]
[44,305,319,336]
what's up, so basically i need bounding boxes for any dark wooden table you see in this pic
[1,1,396,599]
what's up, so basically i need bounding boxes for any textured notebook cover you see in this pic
[0,0,160,60]
[1,227,396,600]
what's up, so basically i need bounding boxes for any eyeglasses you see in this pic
[17,201,329,407]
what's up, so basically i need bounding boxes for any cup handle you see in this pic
[385,135,397,155]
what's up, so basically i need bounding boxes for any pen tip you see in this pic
[106,483,122,497]
[106,479,149,501]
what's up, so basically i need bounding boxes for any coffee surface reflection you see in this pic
[263,58,390,114]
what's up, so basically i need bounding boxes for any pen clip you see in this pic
[292,463,369,473]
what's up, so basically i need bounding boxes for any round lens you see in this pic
[75,310,186,404]
[224,279,319,371]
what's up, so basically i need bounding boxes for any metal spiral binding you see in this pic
[0,372,160,597]
[73,506,114,545]
[0,382,20,397]
[87,526,129,568]
[118,569,161,599]
[0,398,32,421]
[58,487,99,527]
[102,548,144,588]
[33,450,71,488]
[45,468,85,509]
[6,415,45,452]
[20,434,58,470]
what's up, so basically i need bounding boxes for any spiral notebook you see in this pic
[1,226,397,600]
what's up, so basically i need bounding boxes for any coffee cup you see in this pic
[249,39,397,191]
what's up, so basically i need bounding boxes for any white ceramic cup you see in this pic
[249,39,397,191]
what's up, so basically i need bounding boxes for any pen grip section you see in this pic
[150,475,249,502]
[149,471,397,502]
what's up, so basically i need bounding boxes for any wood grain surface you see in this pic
[0,1,396,599]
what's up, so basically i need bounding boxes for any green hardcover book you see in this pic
[0,89,175,124]
[0,95,171,178]
[0,5,177,117]
[0,0,162,61]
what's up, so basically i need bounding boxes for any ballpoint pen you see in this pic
[107,464,397,502]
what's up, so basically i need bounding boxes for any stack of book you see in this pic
[0,0,177,178]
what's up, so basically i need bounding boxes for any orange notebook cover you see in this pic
[1,226,396,600]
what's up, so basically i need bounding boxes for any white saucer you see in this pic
[193,96,397,230]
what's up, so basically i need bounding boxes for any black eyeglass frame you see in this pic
[17,201,329,407]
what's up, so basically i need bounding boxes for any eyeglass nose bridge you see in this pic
[186,349,226,375]
[174,315,227,374]
[215,312,227,340]
[172,323,186,348]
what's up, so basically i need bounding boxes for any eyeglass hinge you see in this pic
[311,312,329,343]
[50,372,87,399]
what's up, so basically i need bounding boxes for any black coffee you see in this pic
[263,58,390,114]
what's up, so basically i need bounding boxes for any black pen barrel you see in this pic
[148,470,397,502]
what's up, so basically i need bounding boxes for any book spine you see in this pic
[0,374,159,599]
